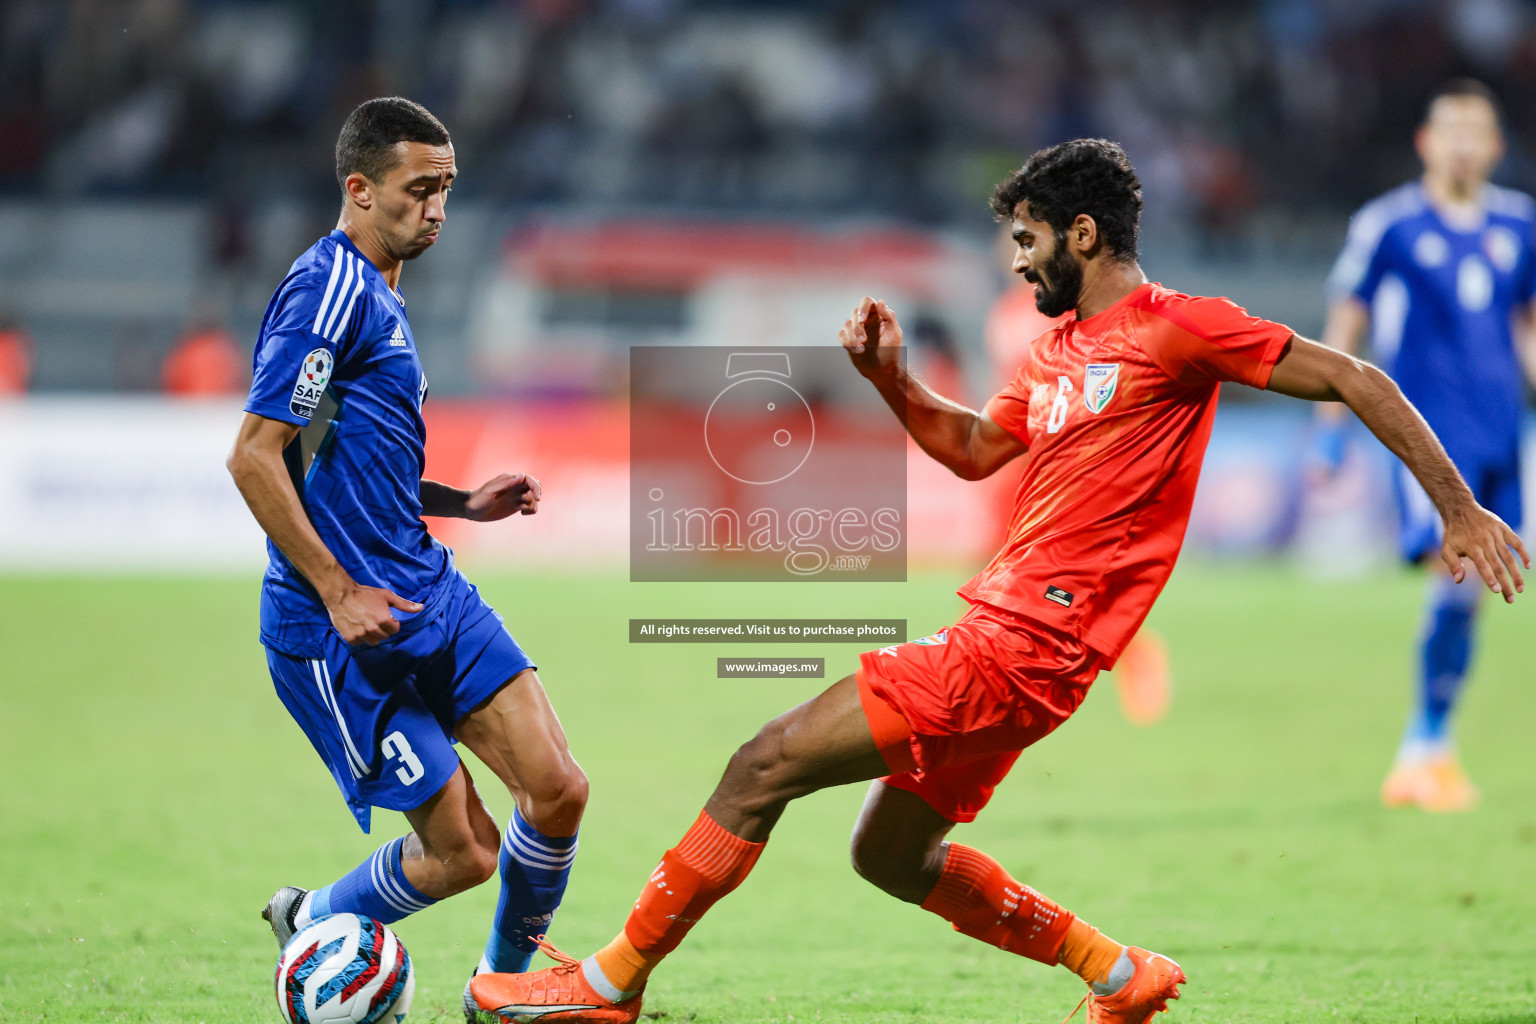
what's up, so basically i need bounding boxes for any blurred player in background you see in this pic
[226,98,587,995]
[0,306,32,395]
[987,251,1171,726]
[469,140,1526,1024]
[1319,80,1536,811]
[162,309,245,396]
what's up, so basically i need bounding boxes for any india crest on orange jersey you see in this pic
[1083,363,1119,413]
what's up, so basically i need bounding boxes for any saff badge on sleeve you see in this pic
[290,348,334,418]
[1083,363,1120,414]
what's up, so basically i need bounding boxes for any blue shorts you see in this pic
[1394,449,1524,563]
[266,571,535,832]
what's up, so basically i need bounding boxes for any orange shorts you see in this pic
[855,601,1103,823]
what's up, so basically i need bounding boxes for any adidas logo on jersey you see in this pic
[388,322,407,347]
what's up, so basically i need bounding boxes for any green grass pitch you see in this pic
[2,564,1534,1023]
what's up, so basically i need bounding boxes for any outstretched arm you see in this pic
[226,412,423,643]
[1266,336,1529,600]
[1315,297,1370,417]
[421,474,541,520]
[1306,297,1371,481]
[839,296,1027,480]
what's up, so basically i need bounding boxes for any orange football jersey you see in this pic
[959,282,1294,663]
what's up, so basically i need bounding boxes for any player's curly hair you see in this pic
[335,97,451,190]
[989,139,1143,263]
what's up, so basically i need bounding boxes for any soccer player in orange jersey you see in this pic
[986,257,1173,727]
[468,140,1528,1024]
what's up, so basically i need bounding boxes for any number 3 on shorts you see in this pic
[382,731,425,786]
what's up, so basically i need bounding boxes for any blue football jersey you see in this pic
[1328,182,1536,463]
[245,230,446,655]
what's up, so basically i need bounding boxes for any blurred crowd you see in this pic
[7,0,1536,395]
[5,0,1536,232]
[0,310,245,396]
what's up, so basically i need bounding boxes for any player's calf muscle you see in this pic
[403,830,497,897]
[404,806,499,897]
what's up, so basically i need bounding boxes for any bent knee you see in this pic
[461,844,500,889]
[849,834,937,904]
[848,833,896,888]
[731,724,791,784]
[716,722,810,814]
[522,761,589,834]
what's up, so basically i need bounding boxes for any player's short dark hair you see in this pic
[1423,78,1502,125]
[989,139,1143,263]
[335,97,451,190]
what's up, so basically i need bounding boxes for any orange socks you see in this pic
[920,843,1119,983]
[1056,917,1125,987]
[594,810,766,994]
[590,822,1121,999]
[591,932,652,997]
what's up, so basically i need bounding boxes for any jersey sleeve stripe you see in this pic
[315,251,351,338]
[1327,204,1389,299]
[319,251,357,340]
[1484,184,1536,221]
[1327,186,1422,300]
[311,247,348,335]
[327,259,367,344]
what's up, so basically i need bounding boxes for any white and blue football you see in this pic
[275,913,414,1024]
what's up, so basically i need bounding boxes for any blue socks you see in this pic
[1405,576,1480,750]
[303,836,437,927]
[479,808,578,974]
[289,811,577,975]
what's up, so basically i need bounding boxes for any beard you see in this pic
[1028,233,1084,317]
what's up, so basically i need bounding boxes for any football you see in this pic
[275,914,415,1024]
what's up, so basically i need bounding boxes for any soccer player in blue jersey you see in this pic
[1319,79,1536,811]
[226,98,587,991]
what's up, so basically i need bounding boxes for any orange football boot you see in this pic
[466,938,642,1024]
[1380,758,1427,808]
[1114,630,1172,727]
[1061,947,1186,1024]
[1381,752,1480,812]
